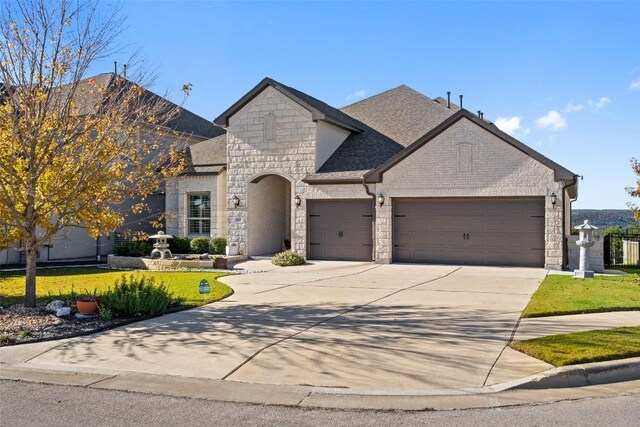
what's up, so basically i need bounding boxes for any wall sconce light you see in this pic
[377,193,385,207]
[550,192,557,208]
[232,195,240,208]
[294,195,301,208]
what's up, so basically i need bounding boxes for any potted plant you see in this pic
[75,289,100,315]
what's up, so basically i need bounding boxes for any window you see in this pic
[188,194,211,236]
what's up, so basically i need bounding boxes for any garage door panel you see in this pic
[309,200,373,262]
[393,198,545,267]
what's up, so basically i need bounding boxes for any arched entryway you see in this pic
[247,174,292,256]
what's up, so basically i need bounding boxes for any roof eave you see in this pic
[214,77,362,132]
[301,176,364,185]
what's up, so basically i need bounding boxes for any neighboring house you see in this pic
[167,78,578,269]
[0,73,222,266]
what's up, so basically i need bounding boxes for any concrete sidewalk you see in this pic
[515,311,640,341]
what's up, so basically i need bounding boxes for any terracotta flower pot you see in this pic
[76,299,99,315]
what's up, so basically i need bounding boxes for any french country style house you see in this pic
[166,78,578,269]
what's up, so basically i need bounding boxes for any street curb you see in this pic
[2,358,639,411]
[494,357,640,390]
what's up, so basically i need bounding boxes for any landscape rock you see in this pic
[55,307,71,317]
[45,300,66,312]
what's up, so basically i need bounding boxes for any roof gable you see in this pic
[214,77,362,132]
[364,109,576,183]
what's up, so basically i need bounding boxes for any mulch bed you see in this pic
[0,304,189,346]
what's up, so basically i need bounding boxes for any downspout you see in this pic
[561,174,580,270]
[362,177,377,262]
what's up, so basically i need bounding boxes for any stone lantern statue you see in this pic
[149,231,173,259]
[574,220,598,278]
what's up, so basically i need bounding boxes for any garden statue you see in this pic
[574,220,597,278]
[149,231,173,259]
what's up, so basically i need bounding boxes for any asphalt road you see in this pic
[2,380,640,426]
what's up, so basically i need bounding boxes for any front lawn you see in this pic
[0,267,234,307]
[510,326,640,366]
[522,273,640,318]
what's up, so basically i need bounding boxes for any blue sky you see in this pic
[94,1,640,210]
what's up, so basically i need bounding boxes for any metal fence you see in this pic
[603,232,640,267]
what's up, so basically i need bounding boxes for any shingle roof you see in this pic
[183,133,227,175]
[340,85,456,147]
[315,122,403,174]
[64,73,224,139]
[313,85,460,176]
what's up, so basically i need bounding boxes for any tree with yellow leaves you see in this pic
[0,0,189,307]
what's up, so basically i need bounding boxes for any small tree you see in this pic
[0,0,189,307]
[628,158,640,220]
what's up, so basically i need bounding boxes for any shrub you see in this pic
[115,241,153,257]
[190,237,210,254]
[99,275,182,318]
[272,250,306,267]
[169,237,191,254]
[210,237,227,255]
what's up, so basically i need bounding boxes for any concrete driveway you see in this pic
[0,261,551,389]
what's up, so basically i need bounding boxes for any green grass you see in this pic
[522,273,640,318]
[0,267,234,307]
[510,326,640,366]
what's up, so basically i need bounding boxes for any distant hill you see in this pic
[572,209,637,229]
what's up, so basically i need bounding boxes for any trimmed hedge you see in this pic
[114,241,153,257]
[190,237,210,254]
[210,237,227,255]
[169,237,191,254]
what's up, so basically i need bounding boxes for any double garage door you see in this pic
[308,200,373,261]
[393,198,545,267]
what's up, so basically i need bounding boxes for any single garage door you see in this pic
[393,198,545,267]
[308,200,373,261]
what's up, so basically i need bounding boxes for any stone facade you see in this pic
[376,118,566,269]
[170,85,572,270]
[226,86,369,257]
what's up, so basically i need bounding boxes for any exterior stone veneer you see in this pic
[226,86,371,257]
[206,87,569,269]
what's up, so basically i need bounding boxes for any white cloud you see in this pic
[588,96,611,110]
[345,90,366,101]
[630,79,640,90]
[536,110,567,131]
[494,116,521,136]
[562,102,585,113]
